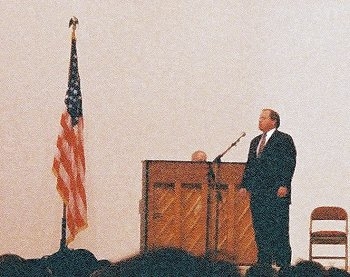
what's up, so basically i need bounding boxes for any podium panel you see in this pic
[140,160,257,265]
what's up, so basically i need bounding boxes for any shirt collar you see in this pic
[264,128,276,143]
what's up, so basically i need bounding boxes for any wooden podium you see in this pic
[140,160,257,265]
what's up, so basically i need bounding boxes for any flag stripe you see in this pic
[54,114,87,243]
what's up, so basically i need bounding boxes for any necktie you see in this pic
[257,133,267,157]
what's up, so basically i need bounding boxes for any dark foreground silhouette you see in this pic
[0,248,349,277]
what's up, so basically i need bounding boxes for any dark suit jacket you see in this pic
[241,130,297,204]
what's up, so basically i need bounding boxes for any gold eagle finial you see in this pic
[69,17,79,39]
[69,16,79,29]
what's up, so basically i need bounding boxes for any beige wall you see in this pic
[0,1,349,267]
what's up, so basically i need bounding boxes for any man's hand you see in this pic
[277,186,288,198]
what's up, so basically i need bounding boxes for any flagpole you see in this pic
[58,16,80,252]
[59,203,68,251]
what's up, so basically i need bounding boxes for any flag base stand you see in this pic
[40,203,72,272]
[38,203,100,276]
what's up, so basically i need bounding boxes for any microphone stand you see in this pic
[213,132,246,163]
[205,161,214,257]
[213,159,223,258]
[206,132,246,258]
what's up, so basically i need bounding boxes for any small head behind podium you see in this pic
[191,150,207,162]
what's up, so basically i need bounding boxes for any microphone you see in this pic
[239,132,246,139]
[230,132,246,147]
[213,132,246,162]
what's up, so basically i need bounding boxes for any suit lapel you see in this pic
[258,130,279,156]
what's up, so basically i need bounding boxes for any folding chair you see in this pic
[309,206,348,270]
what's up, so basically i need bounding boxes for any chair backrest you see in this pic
[311,206,348,221]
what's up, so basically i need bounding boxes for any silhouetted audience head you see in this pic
[117,248,201,276]
[202,258,240,277]
[245,263,278,277]
[89,266,118,277]
[26,258,53,276]
[292,260,327,277]
[277,265,295,277]
[0,253,52,277]
[0,254,28,277]
[44,248,99,277]
[103,247,240,277]
[327,266,350,277]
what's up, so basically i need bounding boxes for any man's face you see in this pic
[258,110,276,132]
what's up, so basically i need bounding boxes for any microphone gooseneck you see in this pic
[213,131,247,162]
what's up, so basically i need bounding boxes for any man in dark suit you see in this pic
[239,108,297,268]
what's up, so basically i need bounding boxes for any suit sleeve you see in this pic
[276,134,297,190]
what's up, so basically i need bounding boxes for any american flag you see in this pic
[52,31,87,243]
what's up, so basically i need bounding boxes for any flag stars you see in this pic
[64,39,82,126]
